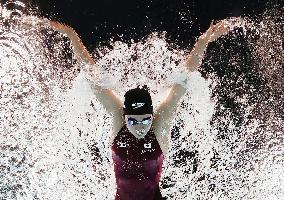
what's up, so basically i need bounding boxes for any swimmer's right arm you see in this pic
[43,20,124,129]
[90,84,124,133]
[25,18,94,64]
[49,21,96,65]
[50,22,124,123]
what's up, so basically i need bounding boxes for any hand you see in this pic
[201,20,230,43]
[49,21,73,35]
[20,16,44,25]
[184,20,231,72]
[20,16,71,34]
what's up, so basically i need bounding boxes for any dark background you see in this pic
[30,0,281,50]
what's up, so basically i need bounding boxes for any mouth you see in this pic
[136,130,146,135]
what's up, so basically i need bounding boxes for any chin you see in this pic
[135,131,147,138]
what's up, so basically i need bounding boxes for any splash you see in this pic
[1,4,284,200]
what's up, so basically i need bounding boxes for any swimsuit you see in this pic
[112,125,165,200]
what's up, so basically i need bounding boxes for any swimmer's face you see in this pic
[125,114,153,139]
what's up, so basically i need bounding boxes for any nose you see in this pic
[135,124,144,129]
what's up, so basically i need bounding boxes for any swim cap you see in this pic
[123,85,153,115]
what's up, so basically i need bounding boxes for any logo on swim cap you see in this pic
[124,86,153,115]
[131,103,145,109]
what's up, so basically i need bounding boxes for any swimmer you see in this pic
[39,19,230,200]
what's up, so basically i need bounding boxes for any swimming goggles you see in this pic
[127,117,152,125]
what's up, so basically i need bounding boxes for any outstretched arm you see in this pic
[153,21,230,153]
[46,20,124,132]
[185,21,230,72]
[49,21,96,65]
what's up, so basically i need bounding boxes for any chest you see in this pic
[112,128,162,161]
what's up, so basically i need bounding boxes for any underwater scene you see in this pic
[0,1,283,199]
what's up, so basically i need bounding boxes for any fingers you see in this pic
[204,20,214,37]
[210,20,215,28]
[213,21,230,34]
[207,20,226,35]
[200,19,231,43]
[206,20,231,42]
[212,22,225,31]
[50,21,64,28]
[218,21,230,30]
[25,17,53,29]
[50,21,71,32]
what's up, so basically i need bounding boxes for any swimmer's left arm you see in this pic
[185,21,230,72]
[153,21,231,152]
[155,84,187,120]
[23,17,95,65]
[153,84,187,154]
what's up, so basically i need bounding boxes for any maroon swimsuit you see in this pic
[112,125,165,200]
